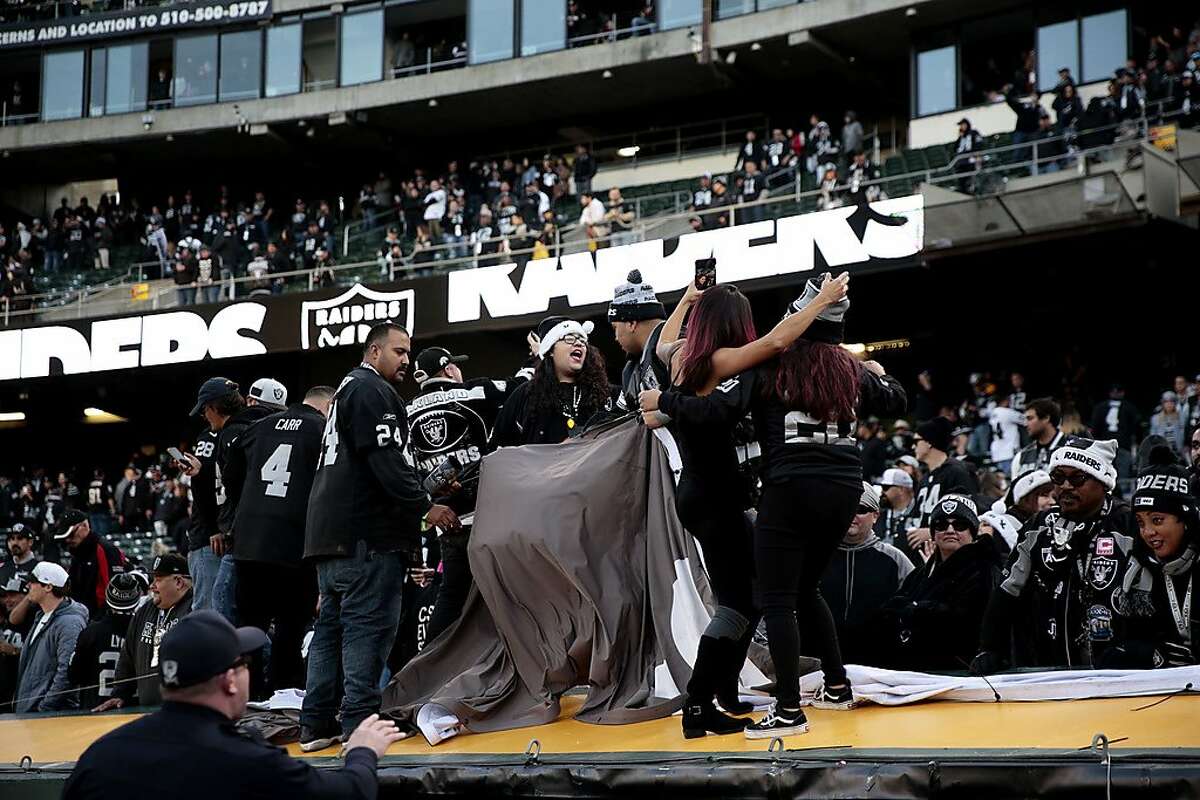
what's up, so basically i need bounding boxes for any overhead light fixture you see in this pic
[750,42,762,51]
[905,6,917,16]
[601,69,613,79]
[428,98,438,107]
[725,50,737,64]
[165,134,174,142]
[617,145,640,157]
[0,411,26,422]
[84,407,128,424]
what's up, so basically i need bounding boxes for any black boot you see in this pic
[682,698,750,738]
[715,635,754,715]
[684,636,748,738]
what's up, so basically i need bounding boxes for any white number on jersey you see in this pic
[318,400,340,468]
[214,463,227,506]
[98,650,120,697]
[194,440,215,458]
[88,487,103,506]
[261,443,295,498]
[376,424,403,449]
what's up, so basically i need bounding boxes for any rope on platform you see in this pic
[0,670,159,713]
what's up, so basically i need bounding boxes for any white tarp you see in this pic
[799,664,1200,705]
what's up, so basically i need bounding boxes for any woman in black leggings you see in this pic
[744,275,906,738]
[639,273,849,738]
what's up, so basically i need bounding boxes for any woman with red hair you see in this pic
[644,273,906,739]
[638,271,848,739]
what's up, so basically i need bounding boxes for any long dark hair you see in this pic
[526,344,611,419]
[675,284,756,393]
[773,339,860,424]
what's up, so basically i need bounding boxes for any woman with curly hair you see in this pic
[637,272,849,739]
[492,316,617,446]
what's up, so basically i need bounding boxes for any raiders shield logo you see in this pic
[300,284,415,350]
[1090,556,1118,590]
[420,416,448,448]
[940,500,958,514]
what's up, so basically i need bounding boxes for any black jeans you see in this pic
[676,479,757,623]
[755,476,860,707]
[236,560,318,696]
[426,533,472,644]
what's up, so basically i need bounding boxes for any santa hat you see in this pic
[1048,437,1118,491]
[782,271,849,344]
[608,270,666,322]
[536,316,594,359]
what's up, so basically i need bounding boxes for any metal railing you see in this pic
[2,115,1186,327]
[390,51,467,79]
[566,17,658,47]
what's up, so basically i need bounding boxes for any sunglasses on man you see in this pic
[855,505,875,515]
[1049,469,1090,488]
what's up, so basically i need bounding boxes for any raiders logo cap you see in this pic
[413,347,469,385]
[158,610,268,689]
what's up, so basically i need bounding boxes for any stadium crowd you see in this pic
[1,268,1197,744]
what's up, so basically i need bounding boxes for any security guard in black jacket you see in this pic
[229,387,332,694]
[406,347,528,642]
[65,611,403,800]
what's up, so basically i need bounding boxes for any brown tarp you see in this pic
[381,418,777,735]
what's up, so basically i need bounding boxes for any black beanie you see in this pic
[929,494,979,537]
[608,270,667,322]
[916,416,954,453]
[1132,443,1197,523]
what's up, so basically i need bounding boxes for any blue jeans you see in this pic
[89,513,112,538]
[301,540,406,736]
[188,546,222,611]
[177,286,196,306]
[212,553,238,623]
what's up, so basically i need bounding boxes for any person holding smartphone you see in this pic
[637,270,851,739]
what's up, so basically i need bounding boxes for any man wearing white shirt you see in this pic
[423,179,447,242]
[983,395,1025,474]
[578,191,609,250]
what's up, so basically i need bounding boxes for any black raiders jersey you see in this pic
[406,376,526,517]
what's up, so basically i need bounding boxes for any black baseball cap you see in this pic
[4,523,33,539]
[51,508,88,541]
[413,347,468,385]
[190,377,240,417]
[158,610,268,689]
[151,553,190,578]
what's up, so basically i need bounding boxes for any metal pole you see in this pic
[1032,140,1039,177]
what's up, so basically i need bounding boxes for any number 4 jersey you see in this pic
[229,404,327,566]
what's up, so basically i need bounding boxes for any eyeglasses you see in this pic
[559,334,588,348]
[932,520,972,533]
[1049,469,1090,488]
[856,505,875,515]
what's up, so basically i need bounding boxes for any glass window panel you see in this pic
[1081,10,1125,84]
[756,0,796,9]
[659,0,701,30]
[340,9,383,86]
[468,0,514,65]
[1037,20,1078,91]
[520,0,564,56]
[105,43,148,114]
[715,0,753,19]
[266,23,302,97]
[175,35,218,106]
[220,30,262,101]
[916,45,956,116]
[89,48,106,117]
[42,50,84,121]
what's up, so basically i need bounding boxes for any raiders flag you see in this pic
[381,419,789,741]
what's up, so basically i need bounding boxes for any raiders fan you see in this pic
[608,270,669,410]
[228,385,333,695]
[93,554,194,712]
[973,438,1154,672]
[1012,397,1067,478]
[0,523,39,588]
[71,572,146,709]
[302,322,458,751]
[492,316,620,447]
[908,417,977,556]
[176,379,231,611]
[407,346,530,642]
[1,575,32,708]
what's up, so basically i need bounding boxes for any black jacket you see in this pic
[979,500,1154,669]
[820,535,915,666]
[878,537,1000,671]
[215,404,276,536]
[1115,546,1198,668]
[492,379,619,447]
[406,375,526,519]
[1012,430,1066,478]
[118,477,152,522]
[186,430,220,551]
[69,610,136,709]
[67,532,129,619]
[230,404,326,566]
[306,364,431,559]
[63,701,380,800]
[113,592,193,706]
